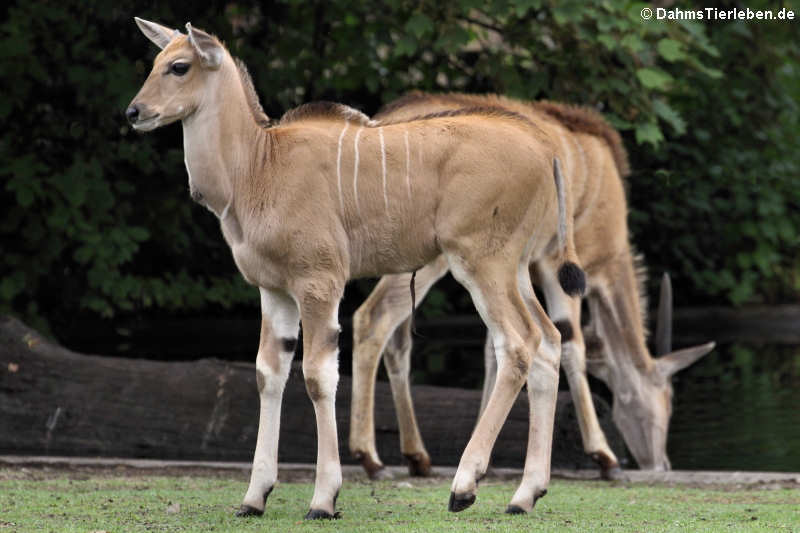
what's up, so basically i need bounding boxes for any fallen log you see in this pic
[0,315,626,469]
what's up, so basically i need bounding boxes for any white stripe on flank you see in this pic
[353,126,364,214]
[336,121,350,214]
[379,127,388,210]
[404,130,411,200]
[553,157,567,251]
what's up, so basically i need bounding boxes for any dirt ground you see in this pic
[2,456,799,491]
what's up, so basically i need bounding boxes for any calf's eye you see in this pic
[171,62,190,76]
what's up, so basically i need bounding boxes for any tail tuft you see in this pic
[558,261,586,297]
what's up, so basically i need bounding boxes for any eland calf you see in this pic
[127,20,586,518]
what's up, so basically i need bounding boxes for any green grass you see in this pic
[1,474,798,532]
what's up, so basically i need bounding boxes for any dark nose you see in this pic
[125,105,140,124]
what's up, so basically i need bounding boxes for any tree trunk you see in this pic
[0,315,625,469]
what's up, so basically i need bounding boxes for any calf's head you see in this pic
[126,18,224,131]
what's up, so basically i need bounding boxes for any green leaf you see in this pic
[636,68,673,90]
[129,227,150,242]
[620,34,645,53]
[635,121,664,147]
[513,0,542,17]
[16,187,34,207]
[597,34,617,51]
[657,38,686,62]
[0,272,25,301]
[652,99,686,135]
[405,13,434,39]
[394,35,416,57]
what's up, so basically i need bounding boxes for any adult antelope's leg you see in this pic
[383,316,430,476]
[507,271,562,513]
[237,288,299,517]
[447,256,541,512]
[539,263,621,479]
[298,278,346,519]
[349,257,449,478]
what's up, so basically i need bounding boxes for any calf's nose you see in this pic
[125,105,140,124]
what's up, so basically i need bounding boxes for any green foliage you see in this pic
[628,2,800,305]
[0,0,797,331]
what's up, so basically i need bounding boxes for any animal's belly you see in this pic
[347,225,439,279]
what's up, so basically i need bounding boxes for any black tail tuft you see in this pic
[558,262,586,297]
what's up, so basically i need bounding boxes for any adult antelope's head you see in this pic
[585,274,715,471]
[126,18,224,131]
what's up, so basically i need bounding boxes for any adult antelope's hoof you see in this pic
[235,505,263,517]
[354,452,386,480]
[602,465,625,481]
[305,509,341,520]
[448,492,476,512]
[591,452,624,481]
[405,453,432,477]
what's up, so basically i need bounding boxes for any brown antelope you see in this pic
[348,92,715,481]
[127,20,587,518]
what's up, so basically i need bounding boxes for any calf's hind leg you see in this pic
[446,255,542,513]
[506,273,561,513]
[539,263,621,479]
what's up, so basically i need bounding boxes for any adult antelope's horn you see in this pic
[655,272,672,356]
[653,272,716,378]
[655,342,716,378]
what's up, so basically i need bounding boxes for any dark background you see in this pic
[1,0,798,359]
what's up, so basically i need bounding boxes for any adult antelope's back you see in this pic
[127,19,586,519]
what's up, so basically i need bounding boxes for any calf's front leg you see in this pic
[237,288,299,516]
[298,279,346,519]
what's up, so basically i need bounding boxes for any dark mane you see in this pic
[279,101,371,125]
[373,91,432,120]
[234,58,271,128]
[378,105,536,129]
[531,101,630,178]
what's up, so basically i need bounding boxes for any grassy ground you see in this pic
[1,472,798,532]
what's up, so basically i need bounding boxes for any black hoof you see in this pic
[234,487,272,517]
[505,488,547,515]
[448,492,476,513]
[235,505,263,517]
[305,509,341,520]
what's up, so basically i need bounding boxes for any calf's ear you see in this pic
[186,23,223,69]
[134,17,179,50]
